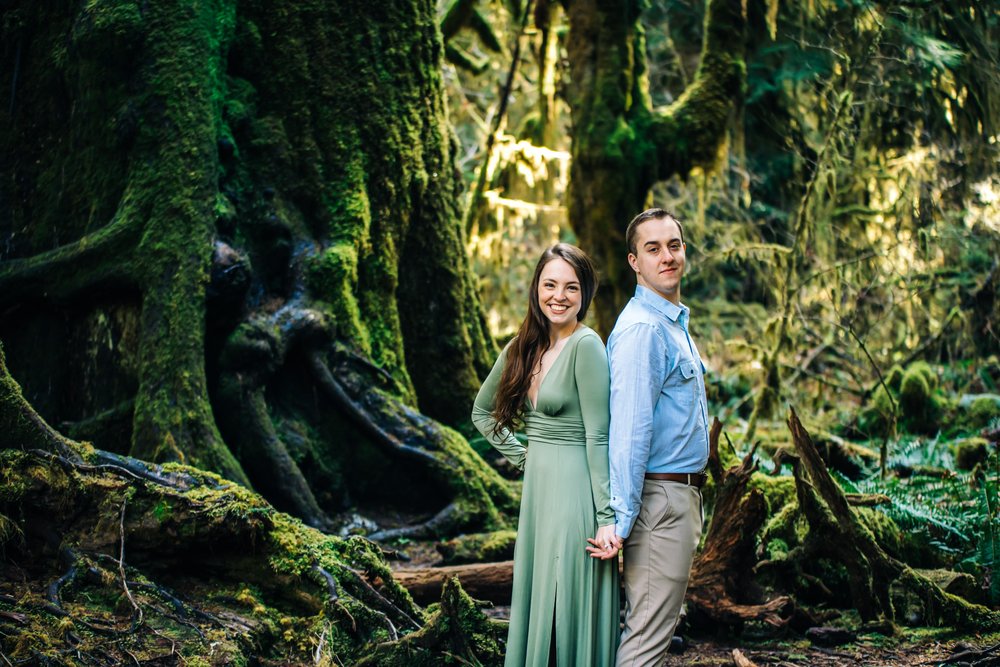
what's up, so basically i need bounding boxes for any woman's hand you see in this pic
[585,524,621,560]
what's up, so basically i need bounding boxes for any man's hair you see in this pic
[625,208,684,255]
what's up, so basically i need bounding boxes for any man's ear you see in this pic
[627,253,639,273]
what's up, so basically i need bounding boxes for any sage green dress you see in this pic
[472,326,620,667]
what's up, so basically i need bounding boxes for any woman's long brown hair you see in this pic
[491,243,598,437]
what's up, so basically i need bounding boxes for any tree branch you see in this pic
[648,0,745,177]
[0,218,138,307]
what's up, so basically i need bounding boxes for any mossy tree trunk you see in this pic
[564,0,746,332]
[0,0,508,534]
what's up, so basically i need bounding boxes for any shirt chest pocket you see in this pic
[663,358,701,408]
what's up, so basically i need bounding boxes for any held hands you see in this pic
[585,524,623,560]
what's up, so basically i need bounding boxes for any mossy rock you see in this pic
[436,530,517,565]
[885,365,905,393]
[899,364,941,435]
[952,437,990,470]
[966,396,1000,429]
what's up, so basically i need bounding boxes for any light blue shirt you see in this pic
[608,285,710,539]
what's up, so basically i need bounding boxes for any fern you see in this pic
[978,483,1000,604]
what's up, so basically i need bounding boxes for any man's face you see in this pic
[627,216,686,304]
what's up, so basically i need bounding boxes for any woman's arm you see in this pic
[576,332,614,526]
[471,345,527,470]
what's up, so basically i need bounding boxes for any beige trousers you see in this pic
[616,479,703,667]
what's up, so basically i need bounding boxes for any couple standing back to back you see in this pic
[472,208,710,667]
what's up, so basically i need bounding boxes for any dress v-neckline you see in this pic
[527,326,584,412]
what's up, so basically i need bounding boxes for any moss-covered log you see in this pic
[0,0,504,534]
[564,0,746,332]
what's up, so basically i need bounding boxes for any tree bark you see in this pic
[564,0,746,332]
[0,0,502,531]
[394,560,516,606]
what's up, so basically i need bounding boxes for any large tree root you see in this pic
[310,348,519,539]
[0,217,139,307]
[787,407,1000,629]
[355,577,505,667]
[0,355,504,665]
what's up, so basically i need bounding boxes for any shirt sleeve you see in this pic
[574,332,615,526]
[609,322,668,539]
[471,345,527,471]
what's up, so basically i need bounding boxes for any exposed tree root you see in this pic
[0,218,139,307]
[367,502,464,542]
[355,577,505,667]
[309,351,440,468]
[788,407,1000,630]
[0,356,504,665]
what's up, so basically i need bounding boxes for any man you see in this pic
[601,208,710,667]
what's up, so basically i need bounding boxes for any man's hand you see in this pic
[585,524,622,560]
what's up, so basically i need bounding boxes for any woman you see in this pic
[472,243,620,666]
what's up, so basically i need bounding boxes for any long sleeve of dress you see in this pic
[471,345,527,471]
[575,333,615,526]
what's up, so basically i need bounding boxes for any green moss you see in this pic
[857,507,902,558]
[437,530,517,565]
[899,366,941,435]
[761,500,806,550]
[952,437,989,470]
[306,243,372,356]
[886,365,905,392]
[748,473,797,514]
[968,396,1000,429]
[907,361,938,392]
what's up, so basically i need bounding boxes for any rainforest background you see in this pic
[1,0,999,664]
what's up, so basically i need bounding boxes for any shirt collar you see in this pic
[635,284,688,323]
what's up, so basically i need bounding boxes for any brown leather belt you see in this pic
[645,472,707,488]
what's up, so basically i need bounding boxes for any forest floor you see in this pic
[660,634,960,666]
[389,540,996,667]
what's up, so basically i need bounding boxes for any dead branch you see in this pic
[118,498,143,628]
[687,435,792,630]
[732,648,759,667]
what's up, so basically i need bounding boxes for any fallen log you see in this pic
[394,560,516,606]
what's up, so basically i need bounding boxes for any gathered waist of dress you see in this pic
[523,413,588,445]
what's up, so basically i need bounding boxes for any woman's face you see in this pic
[536,257,582,330]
